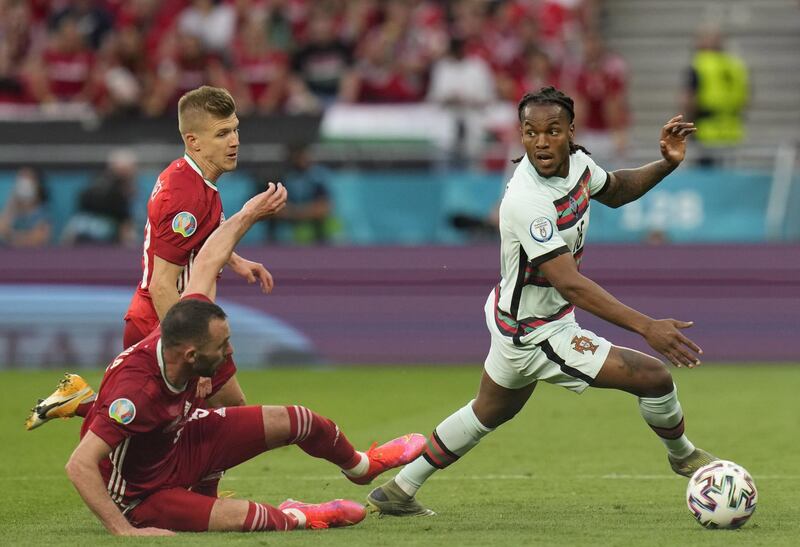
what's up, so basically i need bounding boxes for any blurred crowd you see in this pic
[0,0,637,248]
[0,144,334,248]
[0,0,626,128]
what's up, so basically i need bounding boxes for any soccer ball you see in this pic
[686,460,757,529]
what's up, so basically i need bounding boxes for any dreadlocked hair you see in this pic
[511,86,590,163]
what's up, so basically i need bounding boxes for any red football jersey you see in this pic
[125,155,224,326]
[82,326,200,509]
[83,294,222,509]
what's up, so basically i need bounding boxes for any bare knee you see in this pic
[595,347,674,397]
[208,498,250,532]
[472,373,536,428]
[472,389,532,428]
[635,356,674,397]
[262,406,292,448]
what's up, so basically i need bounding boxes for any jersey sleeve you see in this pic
[583,153,611,197]
[88,377,162,449]
[502,191,570,266]
[149,176,204,265]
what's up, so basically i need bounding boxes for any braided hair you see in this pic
[512,86,590,163]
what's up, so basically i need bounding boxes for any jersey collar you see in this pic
[157,338,188,394]
[183,154,219,192]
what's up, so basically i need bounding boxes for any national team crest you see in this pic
[109,398,136,425]
[571,335,598,355]
[172,211,197,237]
[530,217,554,242]
[569,195,579,215]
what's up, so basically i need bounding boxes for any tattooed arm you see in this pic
[594,115,695,209]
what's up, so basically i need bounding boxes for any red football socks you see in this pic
[284,405,361,470]
[243,501,298,532]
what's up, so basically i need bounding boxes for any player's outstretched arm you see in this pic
[184,183,287,300]
[539,252,703,368]
[593,115,696,208]
[65,431,174,536]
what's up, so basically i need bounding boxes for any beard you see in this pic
[192,355,223,378]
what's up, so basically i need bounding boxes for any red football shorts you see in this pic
[123,292,159,348]
[126,405,267,531]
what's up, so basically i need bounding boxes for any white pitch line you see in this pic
[220,473,800,482]
[3,474,798,482]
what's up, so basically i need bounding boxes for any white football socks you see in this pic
[395,400,493,497]
[638,384,695,459]
[341,451,369,477]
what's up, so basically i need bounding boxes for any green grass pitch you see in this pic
[0,364,797,546]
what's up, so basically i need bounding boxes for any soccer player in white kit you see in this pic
[368,86,717,517]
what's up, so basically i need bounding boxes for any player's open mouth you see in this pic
[535,153,554,167]
[227,153,238,160]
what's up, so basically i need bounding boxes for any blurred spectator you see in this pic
[231,15,290,114]
[231,0,298,51]
[0,167,51,247]
[142,33,230,117]
[536,0,596,60]
[24,14,100,106]
[268,145,333,244]
[644,229,670,246]
[0,0,34,105]
[49,0,113,50]
[571,32,629,168]
[342,29,426,104]
[682,25,749,167]
[114,0,185,63]
[379,0,447,90]
[290,8,355,108]
[95,25,147,116]
[498,47,562,102]
[339,0,382,45]
[177,0,237,55]
[61,149,137,246]
[427,37,496,163]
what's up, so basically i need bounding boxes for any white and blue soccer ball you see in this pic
[686,460,758,529]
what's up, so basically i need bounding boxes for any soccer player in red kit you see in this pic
[26,86,268,431]
[64,183,426,535]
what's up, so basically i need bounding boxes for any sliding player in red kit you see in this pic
[63,184,426,535]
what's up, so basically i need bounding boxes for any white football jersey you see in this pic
[486,150,609,346]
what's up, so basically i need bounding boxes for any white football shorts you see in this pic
[483,320,612,393]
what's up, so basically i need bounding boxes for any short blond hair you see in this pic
[178,86,236,134]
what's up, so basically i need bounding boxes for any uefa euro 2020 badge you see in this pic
[109,398,136,425]
[172,211,197,238]
[530,217,554,243]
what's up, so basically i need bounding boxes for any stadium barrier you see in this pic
[0,245,797,367]
[0,167,794,246]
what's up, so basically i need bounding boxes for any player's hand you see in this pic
[659,115,696,166]
[118,527,175,536]
[642,318,703,368]
[244,182,288,219]
[230,257,274,294]
[196,377,213,398]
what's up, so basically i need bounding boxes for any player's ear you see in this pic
[184,347,196,363]
[185,132,200,152]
